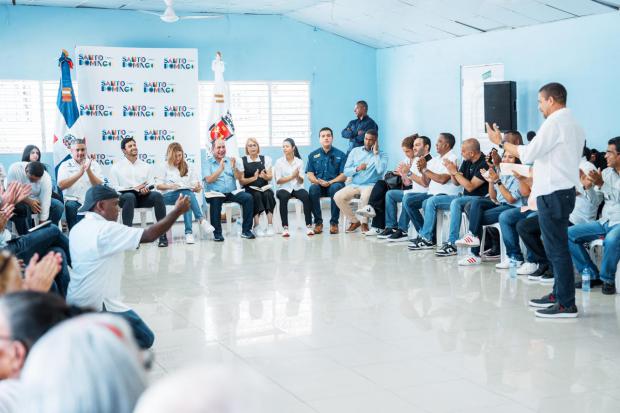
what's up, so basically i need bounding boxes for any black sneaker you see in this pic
[528,263,549,281]
[213,233,225,242]
[241,230,256,239]
[435,242,457,257]
[408,236,436,251]
[377,228,395,239]
[158,236,168,247]
[535,303,578,319]
[387,229,408,243]
[529,293,556,308]
[539,273,554,284]
[602,282,617,295]
[575,278,603,289]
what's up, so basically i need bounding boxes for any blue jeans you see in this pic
[537,188,576,308]
[308,182,345,225]
[163,190,203,234]
[65,200,84,231]
[568,221,620,284]
[419,195,455,241]
[498,207,535,262]
[402,192,431,232]
[106,308,154,349]
[385,189,406,230]
[6,224,71,297]
[447,196,480,244]
[466,198,515,255]
[207,192,253,235]
[10,198,64,235]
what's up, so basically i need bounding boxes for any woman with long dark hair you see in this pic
[274,138,313,237]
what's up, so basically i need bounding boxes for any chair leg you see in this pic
[225,205,232,234]
[295,201,303,229]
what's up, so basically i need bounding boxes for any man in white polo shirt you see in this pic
[57,138,104,231]
[68,185,190,348]
[487,82,585,318]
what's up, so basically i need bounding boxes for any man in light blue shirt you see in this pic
[203,139,254,241]
[334,130,388,232]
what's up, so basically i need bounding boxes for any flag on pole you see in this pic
[53,50,84,177]
[207,52,238,156]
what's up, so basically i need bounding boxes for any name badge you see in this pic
[313,153,321,159]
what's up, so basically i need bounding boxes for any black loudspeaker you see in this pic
[484,81,517,132]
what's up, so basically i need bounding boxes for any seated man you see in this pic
[68,185,190,348]
[334,130,388,233]
[203,138,255,241]
[1,182,70,297]
[410,137,488,256]
[568,137,620,295]
[57,138,104,231]
[306,127,346,235]
[109,137,168,247]
[7,161,63,235]
[407,133,459,250]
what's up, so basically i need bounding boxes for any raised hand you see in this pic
[174,194,191,213]
[485,122,503,145]
[443,159,458,175]
[23,252,62,293]
[0,203,15,231]
[417,157,427,172]
[588,169,604,187]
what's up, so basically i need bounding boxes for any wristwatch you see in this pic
[406,171,413,177]
[496,180,503,186]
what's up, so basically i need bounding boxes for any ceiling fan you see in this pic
[139,0,223,23]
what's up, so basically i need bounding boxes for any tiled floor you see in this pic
[123,222,620,413]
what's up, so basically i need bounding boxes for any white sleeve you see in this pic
[274,159,284,181]
[91,161,104,182]
[6,163,21,184]
[298,159,305,181]
[108,165,121,189]
[264,156,272,170]
[56,162,70,183]
[237,157,245,172]
[518,120,559,164]
[97,221,144,257]
[38,172,53,221]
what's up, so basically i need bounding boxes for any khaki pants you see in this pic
[333,185,373,224]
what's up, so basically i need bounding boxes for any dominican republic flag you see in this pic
[207,53,238,155]
[53,50,83,177]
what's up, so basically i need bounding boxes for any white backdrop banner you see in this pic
[75,46,200,179]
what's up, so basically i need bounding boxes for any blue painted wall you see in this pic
[0,5,377,170]
[377,12,620,163]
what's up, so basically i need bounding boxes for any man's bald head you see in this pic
[460,138,481,161]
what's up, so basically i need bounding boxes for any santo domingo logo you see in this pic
[163,57,195,70]
[94,153,116,166]
[138,154,156,165]
[164,105,194,117]
[78,54,112,67]
[101,80,134,93]
[121,56,154,69]
[123,105,155,117]
[80,104,113,117]
[144,81,175,94]
[144,129,175,141]
[101,129,134,141]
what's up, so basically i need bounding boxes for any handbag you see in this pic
[384,172,402,190]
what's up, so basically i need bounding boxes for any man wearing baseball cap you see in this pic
[67,184,190,348]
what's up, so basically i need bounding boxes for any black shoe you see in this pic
[539,273,554,284]
[528,264,549,281]
[575,278,603,289]
[158,236,168,247]
[435,242,457,257]
[377,228,395,239]
[529,293,556,308]
[408,236,436,251]
[535,303,578,319]
[241,231,256,239]
[602,282,617,295]
[387,229,408,243]
[213,233,225,242]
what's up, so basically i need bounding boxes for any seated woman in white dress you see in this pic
[156,143,213,244]
[274,138,314,237]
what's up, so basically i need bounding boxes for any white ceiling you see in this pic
[7,0,620,48]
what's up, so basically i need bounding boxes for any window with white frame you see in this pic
[0,79,310,153]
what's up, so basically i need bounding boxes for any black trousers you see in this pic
[368,180,389,229]
[516,215,549,266]
[537,188,576,308]
[119,191,166,227]
[206,192,253,235]
[246,188,276,216]
[276,189,312,227]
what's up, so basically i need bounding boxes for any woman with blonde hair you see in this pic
[235,138,276,236]
[156,143,213,244]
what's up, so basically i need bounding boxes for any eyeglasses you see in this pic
[606,150,618,156]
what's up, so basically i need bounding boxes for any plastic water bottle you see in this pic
[582,267,592,292]
[235,218,242,236]
[509,258,518,279]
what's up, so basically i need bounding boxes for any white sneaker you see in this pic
[496,259,523,269]
[306,226,315,236]
[265,224,275,237]
[517,262,538,275]
[362,227,382,237]
[459,254,482,266]
[199,220,215,237]
[185,233,196,244]
[356,205,376,218]
[254,227,265,237]
[455,232,480,247]
[282,227,290,238]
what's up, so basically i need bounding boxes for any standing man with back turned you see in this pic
[487,82,585,319]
